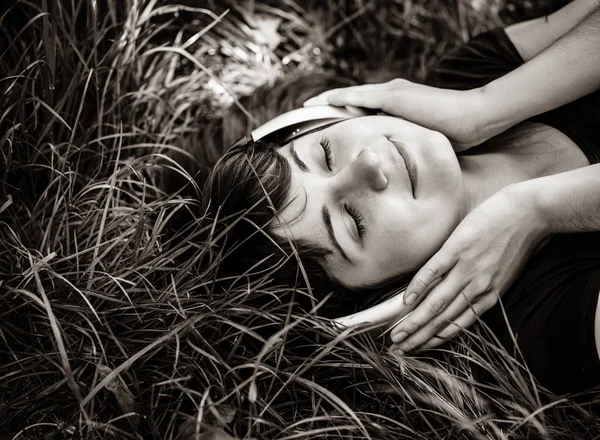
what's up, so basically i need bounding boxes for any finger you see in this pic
[303,84,381,106]
[390,335,445,354]
[398,290,498,352]
[303,90,341,107]
[391,280,474,347]
[403,250,457,306]
[393,288,480,351]
[390,271,468,343]
[415,336,446,350]
[303,84,395,109]
[418,299,492,350]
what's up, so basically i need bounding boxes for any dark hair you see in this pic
[203,140,332,305]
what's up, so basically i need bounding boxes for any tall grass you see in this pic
[1,0,598,439]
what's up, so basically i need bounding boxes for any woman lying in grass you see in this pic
[205,0,600,396]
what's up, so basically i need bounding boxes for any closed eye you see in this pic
[345,203,366,240]
[320,137,333,170]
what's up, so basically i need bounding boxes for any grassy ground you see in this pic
[2,0,599,439]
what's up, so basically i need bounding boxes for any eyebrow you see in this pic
[290,141,309,172]
[322,206,354,265]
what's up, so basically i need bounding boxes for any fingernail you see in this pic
[390,345,404,355]
[393,331,407,343]
[303,95,326,106]
[404,291,417,306]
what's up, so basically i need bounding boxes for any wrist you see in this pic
[506,164,600,235]
[502,181,551,238]
[476,83,522,141]
[465,87,490,142]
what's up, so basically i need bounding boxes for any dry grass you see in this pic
[1,0,599,439]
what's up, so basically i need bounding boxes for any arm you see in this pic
[505,0,599,61]
[480,2,600,139]
[304,1,600,150]
[509,163,600,234]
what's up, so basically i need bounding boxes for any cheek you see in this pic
[412,205,457,258]
[377,201,457,272]
[371,215,421,273]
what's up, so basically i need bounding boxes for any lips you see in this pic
[390,138,418,198]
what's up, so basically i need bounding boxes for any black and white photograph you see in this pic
[1,0,599,438]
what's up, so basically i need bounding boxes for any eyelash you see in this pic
[319,137,365,240]
[320,137,333,170]
[345,204,366,239]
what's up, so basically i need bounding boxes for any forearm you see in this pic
[505,0,599,62]
[510,164,600,235]
[479,3,600,137]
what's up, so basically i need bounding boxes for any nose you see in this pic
[336,148,388,193]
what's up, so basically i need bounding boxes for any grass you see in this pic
[1,0,599,439]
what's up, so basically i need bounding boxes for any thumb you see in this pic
[303,95,327,107]
[303,90,341,107]
[304,84,388,108]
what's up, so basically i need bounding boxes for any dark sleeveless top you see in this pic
[425,28,600,395]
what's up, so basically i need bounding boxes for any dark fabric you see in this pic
[426,28,600,395]
[486,233,600,395]
[426,28,600,165]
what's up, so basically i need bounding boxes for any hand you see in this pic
[389,186,547,353]
[303,79,489,151]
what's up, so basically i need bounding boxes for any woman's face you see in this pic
[272,115,466,286]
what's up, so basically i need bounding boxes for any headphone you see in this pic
[232,105,413,332]
[231,105,371,147]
